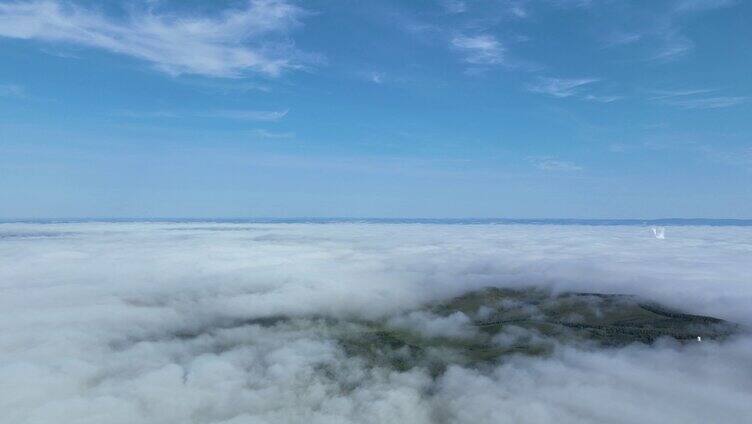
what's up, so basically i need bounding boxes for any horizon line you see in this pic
[2,217,752,225]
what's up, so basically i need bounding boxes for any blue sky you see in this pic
[0,0,750,218]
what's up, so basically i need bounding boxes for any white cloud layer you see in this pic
[1,222,751,423]
[0,0,307,77]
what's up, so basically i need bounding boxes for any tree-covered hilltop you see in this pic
[320,288,739,375]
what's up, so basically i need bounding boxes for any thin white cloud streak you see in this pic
[526,77,620,103]
[650,88,718,99]
[674,0,737,13]
[583,94,622,103]
[664,96,748,109]
[116,109,289,121]
[250,128,295,139]
[115,110,182,119]
[604,31,643,46]
[531,157,583,172]
[200,109,289,121]
[507,1,529,18]
[0,0,308,78]
[527,77,599,98]
[1,223,752,423]
[176,78,273,94]
[652,33,694,61]
[651,89,748,109]
[696,144,752,170]
[598,0,738,62]
[451,34,505,65]
[442,0,467,14]
[360,71,385,84]
[637,17,696,63]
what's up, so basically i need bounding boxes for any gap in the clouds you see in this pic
[105,286,741,381]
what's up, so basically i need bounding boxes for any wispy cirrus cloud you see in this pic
[583,94,623,103]
[360,71,386,84]
[705,145,752,169]
[651,89,748,109]
[530,156,583,172]
[602,0,738,62]
[650,88,717,99]
[176,78,273,95]
[604,31,643,47]
[506,1,529,18]
[0,0,310,78]
[201,109,289,121]
[251,129,295,139]
[526,77,623,102]
[651,29,694,62]
[664,0,738,58]
[441,0,467,14]
[663,96,748,110]
[674,0,737,13]
[527,77,599,98]
[451,34,505,65]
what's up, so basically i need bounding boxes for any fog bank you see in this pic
[1,222,750,423]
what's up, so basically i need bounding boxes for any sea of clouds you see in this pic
[1,222,751,423]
